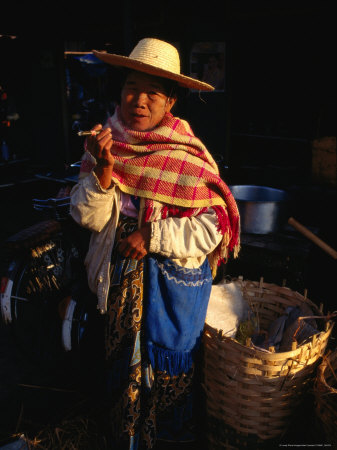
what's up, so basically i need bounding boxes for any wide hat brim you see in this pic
[92,50,215,92]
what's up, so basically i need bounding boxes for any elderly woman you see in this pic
[70,38,240,449]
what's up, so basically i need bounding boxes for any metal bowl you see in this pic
[229,185,289,234]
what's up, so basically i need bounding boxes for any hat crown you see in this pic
[129,38,181,75]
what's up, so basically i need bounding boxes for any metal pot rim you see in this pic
[229,185,289,203]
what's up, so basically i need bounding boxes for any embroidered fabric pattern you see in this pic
[155,259,213,287]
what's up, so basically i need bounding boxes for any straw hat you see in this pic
[92,38,215,92]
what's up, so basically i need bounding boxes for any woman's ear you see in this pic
[165,96,177,113]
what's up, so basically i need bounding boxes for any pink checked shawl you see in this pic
[79,107,240,268]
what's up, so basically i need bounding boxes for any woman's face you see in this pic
[120,71,176,131]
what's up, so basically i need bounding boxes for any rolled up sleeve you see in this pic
[149,208,222,259]
[70,171,118,232]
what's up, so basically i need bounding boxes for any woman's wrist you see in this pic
[94,164,114,189]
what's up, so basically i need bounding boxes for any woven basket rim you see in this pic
[204,322,333,359]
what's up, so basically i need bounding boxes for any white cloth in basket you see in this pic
[205,279,250,337]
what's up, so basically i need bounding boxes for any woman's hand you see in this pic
[118,224,151,260]
[87,124,115,188]
[87,124,114,166]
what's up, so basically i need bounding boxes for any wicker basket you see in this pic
[314,349,337,444]
[202,278,334,447]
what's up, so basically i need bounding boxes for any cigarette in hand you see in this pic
[77,130,100,136]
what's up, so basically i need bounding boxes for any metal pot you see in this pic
[229,185,289,234]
